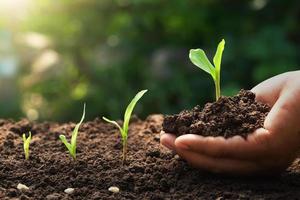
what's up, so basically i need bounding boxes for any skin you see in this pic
[161,71,300,175]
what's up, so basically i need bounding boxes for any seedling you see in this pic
[22,132,32,160]
[189,39,225,101]
[102,90,148,164]
[59,103,86,160]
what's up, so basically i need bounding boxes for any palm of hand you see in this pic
[161,71,300,175]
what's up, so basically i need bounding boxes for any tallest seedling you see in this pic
[189,39,225,101]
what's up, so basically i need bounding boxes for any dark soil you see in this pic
[1,115,300,200]
[163,89,271,138]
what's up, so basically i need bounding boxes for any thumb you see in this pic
[251,72,288,106]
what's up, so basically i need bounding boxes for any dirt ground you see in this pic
[0,115,300,200]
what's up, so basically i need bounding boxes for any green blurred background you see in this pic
[0,0,299,122]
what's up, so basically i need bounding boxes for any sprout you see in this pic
[59,103,86,160]
[22,132,32,160]
[102,90,148,164]
[189,39,225,101]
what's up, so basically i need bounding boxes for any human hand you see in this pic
[161,71,300,175]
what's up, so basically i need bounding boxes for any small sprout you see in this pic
[59,103,86,160]
[22,132,32,160]
[17,183,30,191]
[64,188,75,194]
[189,39,225,101]
[103,90,148,164]
[108,186,120,193]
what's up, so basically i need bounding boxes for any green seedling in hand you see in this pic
[22,132,32,160]
[59,103,86,160]
[189,39,225,101]
[102,90,148,164]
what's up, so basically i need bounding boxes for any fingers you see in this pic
[161,130,293,174]
[264,86,300,133]
[174,129,274,160]
[251,72,289,106]
[175,148,260,175]
[160,131,176,150]
[251,85,278,106]
[175,135,231,156]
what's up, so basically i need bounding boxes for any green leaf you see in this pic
[59,135,73,155]
[59,103,86,160]
[213,39,225,73]
[102,89,147,163]
[123,90,148,138]
[189,49,216,79]
[70,103,86,155]
[23,132,32,160]
[22,133,26,144]
[102,117,123,135]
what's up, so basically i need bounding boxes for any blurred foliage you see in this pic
[0,0,300,122]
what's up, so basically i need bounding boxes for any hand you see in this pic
[161,71,300,175]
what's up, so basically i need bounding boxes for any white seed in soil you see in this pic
[108,186,120,193]
[64,188,75,194]
[17,183,29,191]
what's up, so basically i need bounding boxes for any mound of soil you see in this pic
[1,115,300,200]
[163,90,271,138]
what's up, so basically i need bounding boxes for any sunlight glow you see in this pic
[0,0,31,19]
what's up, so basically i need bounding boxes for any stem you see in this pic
[122,138,127,165]
[214,73,221,101]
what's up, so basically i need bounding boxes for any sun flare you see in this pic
[0,0,31,19]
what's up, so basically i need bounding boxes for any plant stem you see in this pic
[214,73,221,101]
[122,139,127,165]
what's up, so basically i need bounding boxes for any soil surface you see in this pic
[1,115,300,200]
[163,90,271,138]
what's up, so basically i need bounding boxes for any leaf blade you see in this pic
[59,135,73,154]
[70,103,86,153]
[22,132,32,160]
[123,90,147,138]
[189,49,216,79]
[102,117,123,135]
[22,133,26,144]
[213,39,225,73]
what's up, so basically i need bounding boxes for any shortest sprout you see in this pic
[22,132,32,160]
[59,103,86,160]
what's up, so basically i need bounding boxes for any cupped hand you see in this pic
[161,71,300,175]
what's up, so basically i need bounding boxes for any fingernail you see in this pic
[256,128,270,135]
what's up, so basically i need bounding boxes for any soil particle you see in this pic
[163,90,270,138]
[0,114,300,199]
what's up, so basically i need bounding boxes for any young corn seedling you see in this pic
[59,103,86,160]
[22,132,32,160]
[102,90,148,164]
[189,39,225,101]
